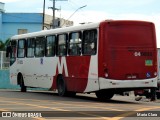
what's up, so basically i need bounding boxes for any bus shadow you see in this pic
[74,94,138,104]
[30,90,138,104]
[2,90,139,104]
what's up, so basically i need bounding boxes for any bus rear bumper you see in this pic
[99,77,157,90]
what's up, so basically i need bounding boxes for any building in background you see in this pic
[0,2,73,42]
[44,15,73,29]
[1,13,44,41]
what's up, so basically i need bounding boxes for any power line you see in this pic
[67,5,87,20]
[59,0,88,24]
[68,0,89,21]
[61,5,87,26]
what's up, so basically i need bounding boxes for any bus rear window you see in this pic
[108,24,154,47]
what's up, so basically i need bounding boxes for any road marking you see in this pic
[0,100,68,111]
[0,109,8,111]
[34,118,46,120]
[0,100,111,120]
[0,97,123,111]
[0,96,160,120]
[0,97,113,120]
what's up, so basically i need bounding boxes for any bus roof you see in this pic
[11,20,154,40]
[11,22,100,40]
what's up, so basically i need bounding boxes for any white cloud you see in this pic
[52,10,108,25]
[101,0,155,6]
[68,0,155,10]
[0,0,21,3]
[50,9,160,47]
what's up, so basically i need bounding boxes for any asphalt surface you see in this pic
[0,89,160,120]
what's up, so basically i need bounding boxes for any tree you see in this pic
[4,38,10,47]
[0,40,5,51]
[0,39,10,51]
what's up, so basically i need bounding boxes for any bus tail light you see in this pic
[154,72,157,76]
[104,69,109,78]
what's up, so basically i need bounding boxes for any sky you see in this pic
[1,0,160,47]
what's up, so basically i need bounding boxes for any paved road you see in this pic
[0,89,160,120]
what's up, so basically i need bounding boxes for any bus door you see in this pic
[8,40,17,66]
[6,40,17,85]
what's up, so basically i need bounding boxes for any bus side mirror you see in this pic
[6,46,11,58]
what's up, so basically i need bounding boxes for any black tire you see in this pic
[145,91,151,99]
[57,75,68,96]
[156,93,160,99]
[19,75,26,92]
[95,90,114,101]
[67,91,76,97]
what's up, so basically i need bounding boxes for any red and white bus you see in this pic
[6,20,157,100]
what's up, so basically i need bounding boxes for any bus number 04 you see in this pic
[134,52,141,56]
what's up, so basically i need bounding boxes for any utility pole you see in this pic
[49,0,68,29]
[42,0,45,30]
[52,0,55,29]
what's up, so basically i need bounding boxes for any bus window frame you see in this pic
[26,38,35,58]
[35,36,46,57]
[56,33,68,56]
[82,29,97,56]
[46,35,56,57]
[68,31,82,56]
[17,39,26,58]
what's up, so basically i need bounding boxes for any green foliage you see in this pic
[0,40,5,51]
[4,38,10,46]
[0,39,10,51]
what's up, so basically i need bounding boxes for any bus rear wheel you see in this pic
[67,91,76,97]
[57,75,68,96]
[156,92,160,99]
[19,75,26,92]
[95,90,114,101]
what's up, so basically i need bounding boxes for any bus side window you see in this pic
[35,37,46,57]
[46,35,56,57]
[17,39,25,58]
[57,34,67,56]
[27,38,35,57]
[82,29,97,55]
[69,32,82,56]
